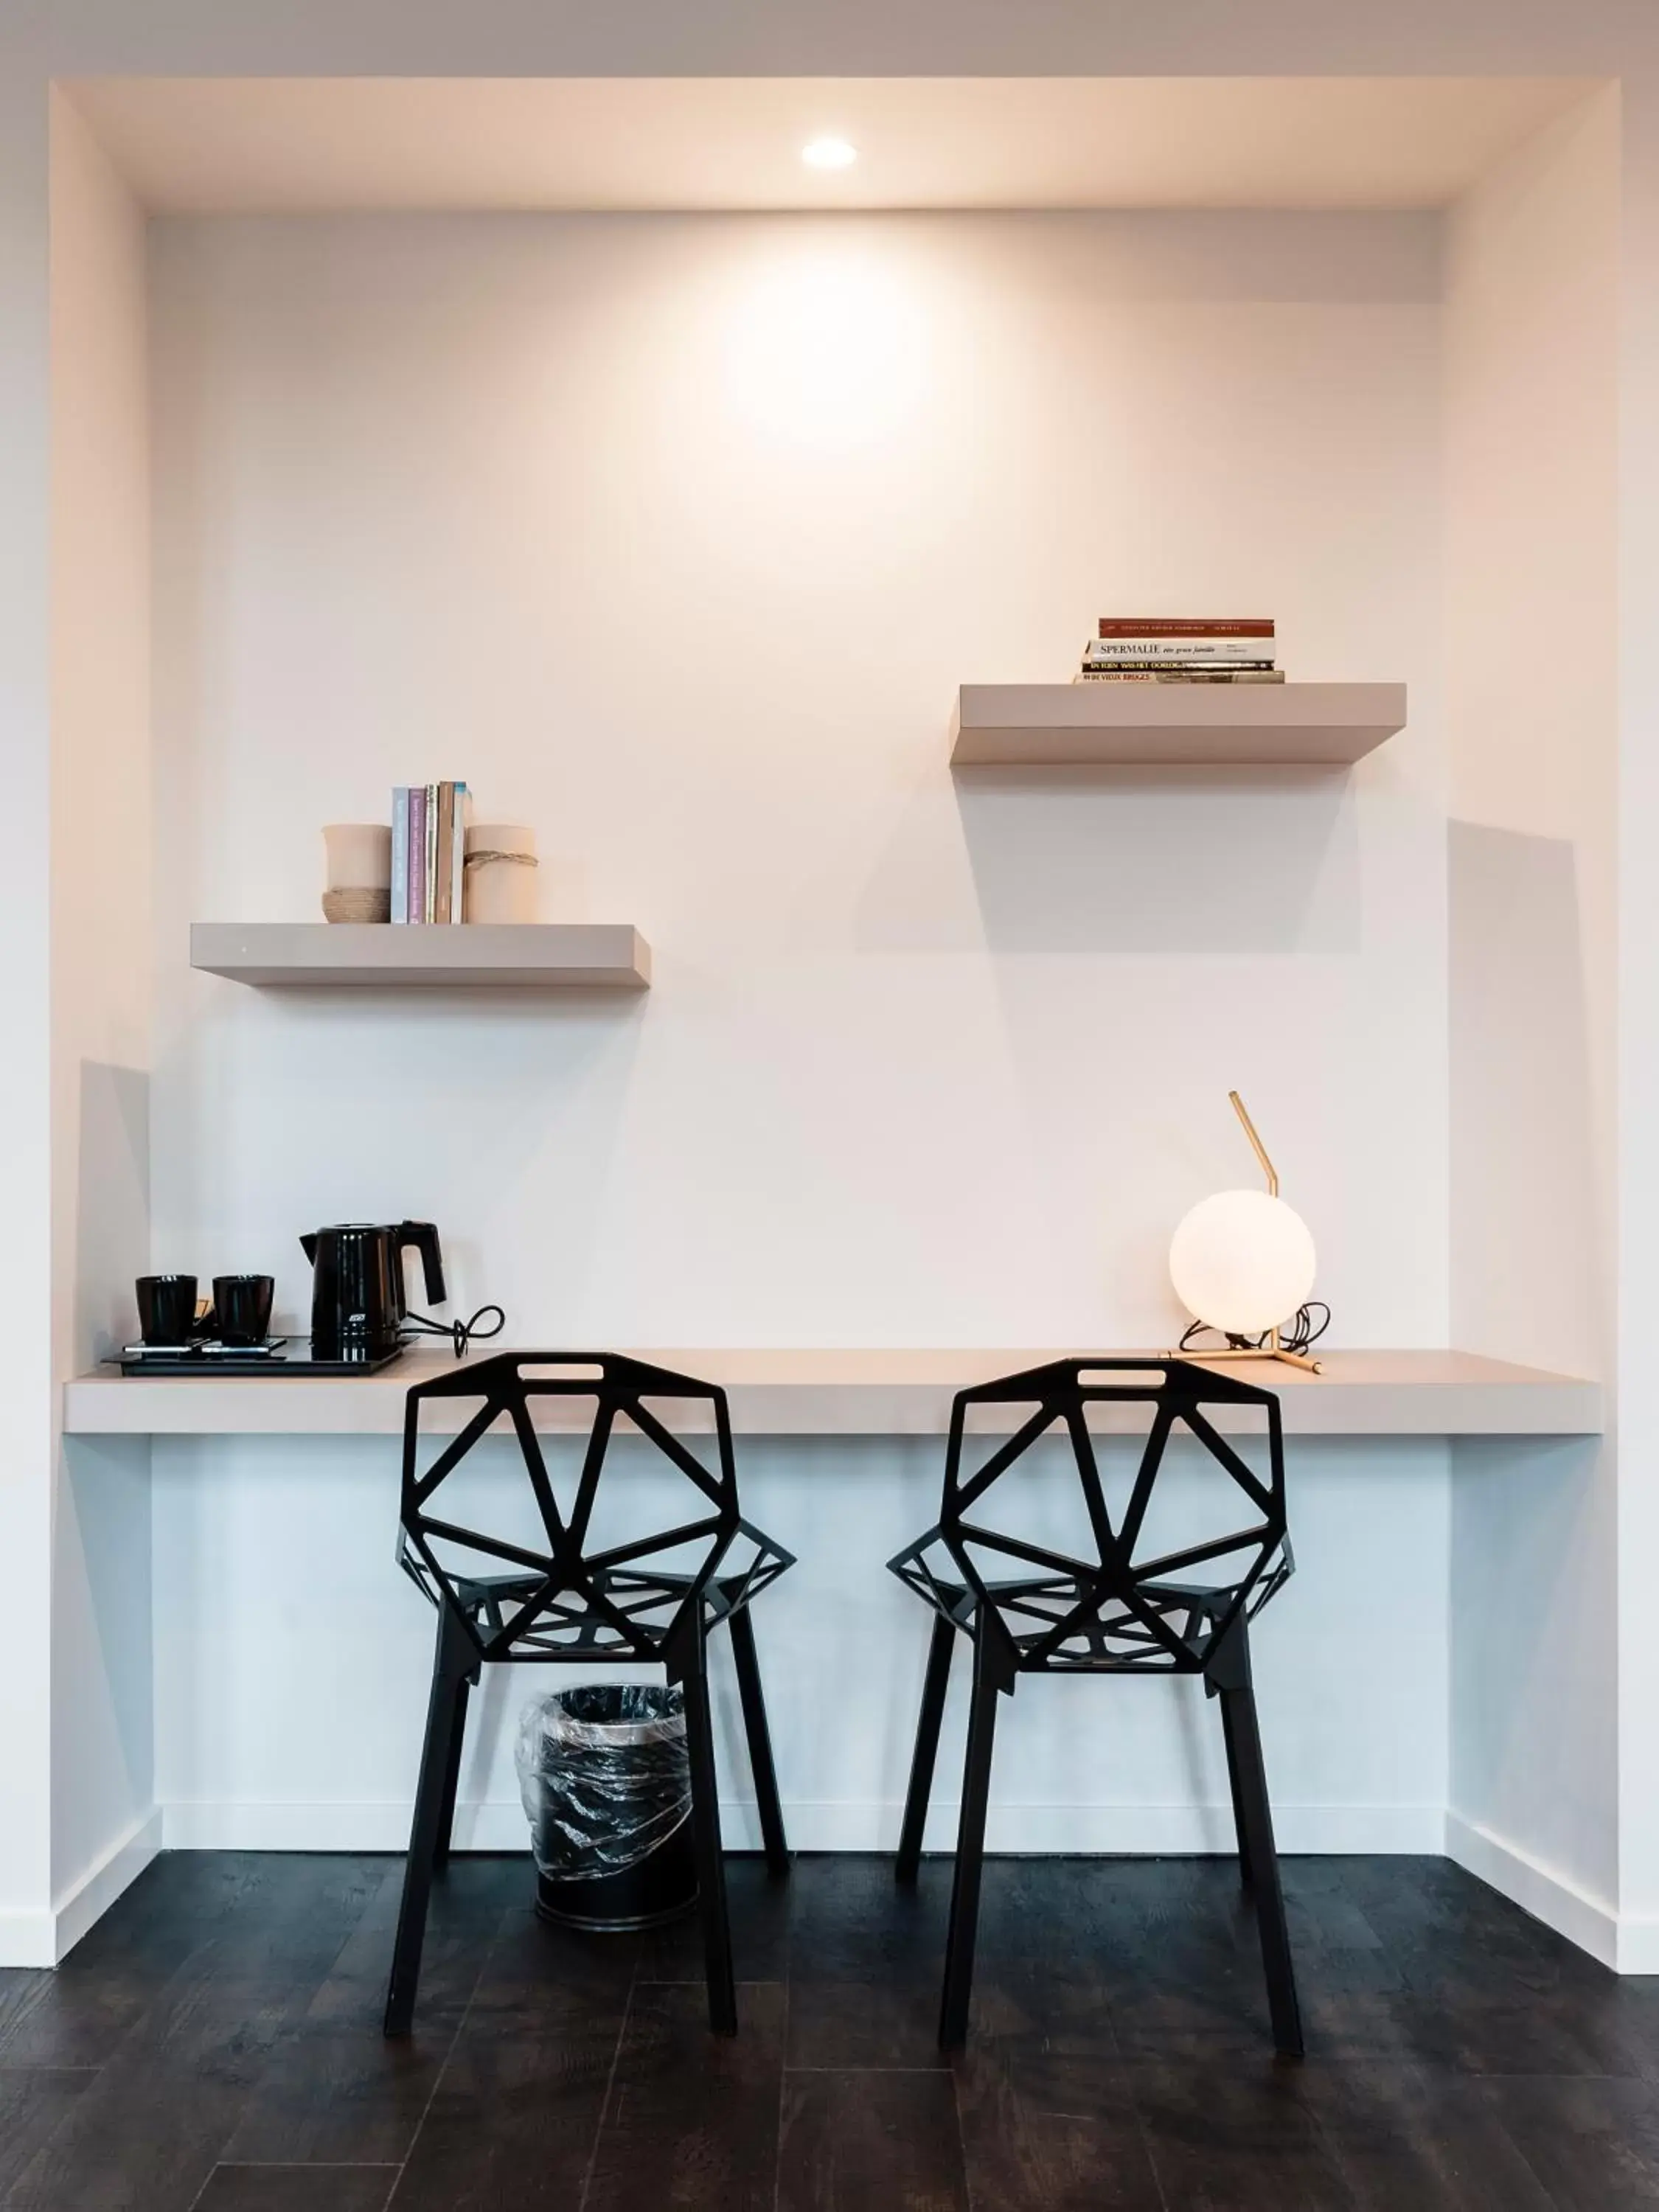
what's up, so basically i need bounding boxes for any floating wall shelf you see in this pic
[190,922,652,990]
[950,682,1407,768]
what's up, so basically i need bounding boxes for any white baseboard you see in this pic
[0,1809,164,1968]
[1445,1809,1621,1969]
[0,1909,57,1970]
[161,1797,1447,1857]
[52,1808,162,1963]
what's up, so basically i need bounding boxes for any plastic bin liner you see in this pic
[515,1683,692,1882]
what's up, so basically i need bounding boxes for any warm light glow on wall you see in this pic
[720,246,929,451]
[801,136,858,171]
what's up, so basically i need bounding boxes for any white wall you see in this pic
[1615,72,1659,1963]
[148,209,1447,1352]
[151,1432,1450,1856]
[0,77,54,1966]
[138,205,1457,1854]
[1441,91,1623,1953]
[46,93,158,1960]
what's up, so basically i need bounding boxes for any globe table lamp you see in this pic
[1168,1092,1321,1374]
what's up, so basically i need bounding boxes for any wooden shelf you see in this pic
[189,922,651,990]
[950,682,1407,767]
[63,1348,1601,1441]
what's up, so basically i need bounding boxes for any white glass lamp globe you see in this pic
[1169,1189,1317,1336]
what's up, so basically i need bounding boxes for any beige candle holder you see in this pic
[464,823,538,924]
[321,823,392,925]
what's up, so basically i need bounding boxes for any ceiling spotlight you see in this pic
[801,136,858,171]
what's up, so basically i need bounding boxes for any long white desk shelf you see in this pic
[62,1349,1601,1441]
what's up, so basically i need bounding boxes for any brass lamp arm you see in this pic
[1228,1090,1279,1197]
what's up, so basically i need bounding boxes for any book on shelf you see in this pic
[408,787,427,922]
[434,784,453,923]
[451,782,470,924]
[391,788,410,923]
[1098,618,1274,639]
[1074,668,1286,684]
[1084,639,1276,664]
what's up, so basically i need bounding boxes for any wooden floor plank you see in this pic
[1479,2073,1659,2207]
[4,1858,385,2212]
[222,1857,518,2167]
[0,2073,97,2198]
[386,1902,635,2212]
[1335,1857,1649,2077]
[0,1855,274,2070]
[1126,2056,1359,2211]
[777,2067,970,2212]
[951,1980,1164,2212]
[785,1854,954,2069]
[1298,2061,1556,2210]
[583,1980,787,2212]
[192,2168,400,2211]
[1074,1854,1301,2059]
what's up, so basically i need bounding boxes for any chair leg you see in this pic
[1218,1688,1255,1891]
[681,1608,739,2036]
[432,1666,475,1872]
[385,1604,476,2037]
[897,1611,956,1885]
[727,1602,790,1879]
[1212,1622,1303,2059]
[938,1618,1001,2051]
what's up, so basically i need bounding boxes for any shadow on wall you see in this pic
[858,765,1360,955]
[1447,818,1603,1369]
[56,1435,155,1898]
[75,1062,150,1366]
[1450,1432,1615,1910]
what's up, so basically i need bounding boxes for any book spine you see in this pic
[424,783,439,924]
[1085,639,1276,662]
[1074,669,1286,684]
[390,789,409,923]
[434,783,455,924]
[408,787,427,922]
[1098,618,1274,638]
[451,783,469,923]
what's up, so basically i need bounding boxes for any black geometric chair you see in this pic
[383,1352,793,2039]
[888,1356,1301,2056]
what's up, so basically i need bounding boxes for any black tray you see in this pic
[116,1344,408,1378]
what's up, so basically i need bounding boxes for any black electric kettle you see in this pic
[300,1221,446,1362]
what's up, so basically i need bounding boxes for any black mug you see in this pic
[136,1274,198,1347]
[213,1274,274,1348]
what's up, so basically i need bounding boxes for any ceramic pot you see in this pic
[464,823,538,923]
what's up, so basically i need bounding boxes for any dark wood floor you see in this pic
[0,1851,1656,2208]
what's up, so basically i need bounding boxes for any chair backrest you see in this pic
[936,1356,1290,1675]
[396,1351,742,1663]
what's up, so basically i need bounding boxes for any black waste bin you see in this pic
[515,1683,698,1930]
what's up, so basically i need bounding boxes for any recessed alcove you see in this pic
[45,73,1621,1972]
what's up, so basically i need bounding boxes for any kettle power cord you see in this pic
[403,1304,507,1360]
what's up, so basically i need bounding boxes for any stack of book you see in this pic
[1075,619,1284,684]
[391,782,471,924]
